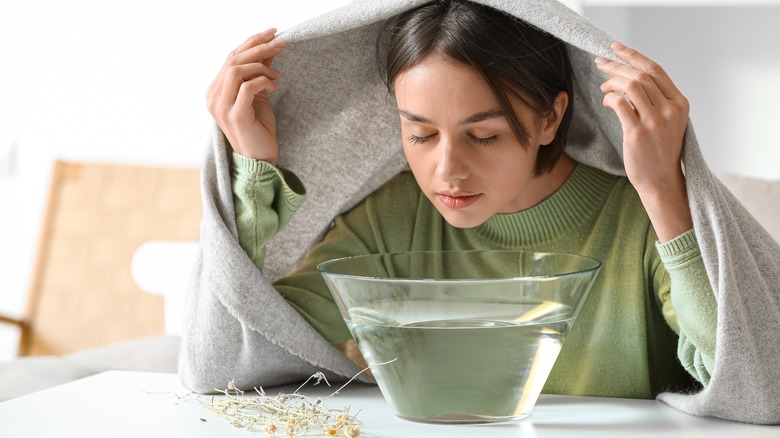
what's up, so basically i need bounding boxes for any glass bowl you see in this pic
[318,250,600,424]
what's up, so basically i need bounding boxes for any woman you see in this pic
[182,0,780,424]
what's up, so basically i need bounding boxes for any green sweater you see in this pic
[231,153,717,399]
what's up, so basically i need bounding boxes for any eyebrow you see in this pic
[398,109,505,127]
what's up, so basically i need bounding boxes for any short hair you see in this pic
[377,0,574,176]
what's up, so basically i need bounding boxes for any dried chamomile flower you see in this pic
[202,369,372,437]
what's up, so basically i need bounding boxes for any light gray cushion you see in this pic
[720,174,780,243]
[0,335,179,401]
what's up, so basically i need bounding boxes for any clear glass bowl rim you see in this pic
[317,250,601,283]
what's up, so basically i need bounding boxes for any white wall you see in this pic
[1,1,778,360]
[0,0,352,360]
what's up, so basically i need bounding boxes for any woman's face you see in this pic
[394,55,566,228]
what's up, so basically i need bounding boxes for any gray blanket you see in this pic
[180,0,780,424]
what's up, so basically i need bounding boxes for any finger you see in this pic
[234,76,279,113]
[225,62,282,85]
[595,56,666,106]
[222,63,282,106]
[610,42,682,100]
[232,37,286,67]
[600,75,653,114]
[232,28,277,56]
[262,45,284,69]
[603,90,639,126]
[212,37,282,101]
[224,29,286,68]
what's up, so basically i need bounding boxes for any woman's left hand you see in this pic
[596,42,689,191]
[596,42,693,242]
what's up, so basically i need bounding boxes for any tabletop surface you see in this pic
[0,371,776,437]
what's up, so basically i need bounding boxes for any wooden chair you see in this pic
[0,160,200,356]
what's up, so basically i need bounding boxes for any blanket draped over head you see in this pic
[181,0,780,425]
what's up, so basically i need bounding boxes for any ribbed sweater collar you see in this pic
[474,164,618,246]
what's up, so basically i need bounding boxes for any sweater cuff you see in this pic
[655,228,699,268]
[655,228,717,364]
[232,152,306,212]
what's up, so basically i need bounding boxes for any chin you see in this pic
[439,210,490,229]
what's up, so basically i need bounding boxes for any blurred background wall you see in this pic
[1,0,778,361]
[584,2,780,179]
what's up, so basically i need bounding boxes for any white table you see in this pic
[0,371,776,437]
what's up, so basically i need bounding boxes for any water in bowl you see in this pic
[347,299,572,423]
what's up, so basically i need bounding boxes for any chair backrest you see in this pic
[19,160,200,356]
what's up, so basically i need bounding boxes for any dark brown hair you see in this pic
[377,0,574,176]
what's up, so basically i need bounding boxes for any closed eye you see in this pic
[468,134,498,146]
[407,133,437,145]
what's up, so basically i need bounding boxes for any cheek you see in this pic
[402,144,422,175]
[402,144,433,170]
[403,148,433,193]
[481,147,538,179]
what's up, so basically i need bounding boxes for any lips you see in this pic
[437,192,482,209]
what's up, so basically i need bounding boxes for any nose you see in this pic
[435,140,469,182]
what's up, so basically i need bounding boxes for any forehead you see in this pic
[393,56,499,114]
[396,55,487,90]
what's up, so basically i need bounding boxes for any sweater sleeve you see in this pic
[654,229,717,385]
[231,153,381,346]
[232,157,409,347]
[273,172,422,346]
[232,153,306,270]
[273,216,373,346]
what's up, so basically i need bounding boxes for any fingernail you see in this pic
[269,38,285,48]
[270,68,283,79]
[611,41,626,51]
[595,57,609,65]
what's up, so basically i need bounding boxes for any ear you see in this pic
[539,90,569,145]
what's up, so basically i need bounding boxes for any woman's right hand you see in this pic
[207,28,285,165]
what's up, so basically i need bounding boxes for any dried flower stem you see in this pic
[200,361,395,437]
